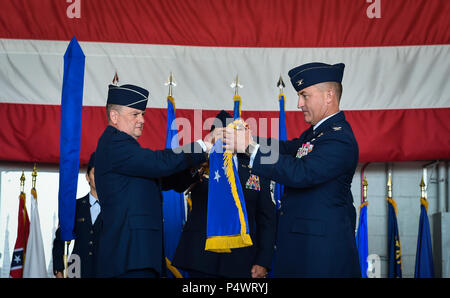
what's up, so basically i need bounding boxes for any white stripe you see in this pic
[0,39,449,110]
[125,98,148,107]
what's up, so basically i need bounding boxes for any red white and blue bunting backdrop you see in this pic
[0,0,449,165]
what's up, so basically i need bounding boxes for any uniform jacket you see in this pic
[251,111,361,277]
[52,194,101,278]
[170,154,277,278]
[94,125,206,277]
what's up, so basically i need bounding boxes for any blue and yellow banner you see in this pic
[233,94,241,120]
[414,197,434,278]
[387,197,402,278]
[205,139,252,253]
[274,93,287,211]
[162,96,186,278]
[356,201,369,278]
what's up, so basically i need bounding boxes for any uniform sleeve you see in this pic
[257,137,301,156]
[52,227,65,274]
[252,132,357,189]
[111,136,207,179]
[159,168,200,192]
[253,177,277,270]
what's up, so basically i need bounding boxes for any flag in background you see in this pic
[23,187,47,277]
[267,91,287,278]
[273,93,287,211]
[2,215,11,278]
[1,1,449,166]
[162,95,186,278]
[57,36,85,241]
[356,200,369,278]
[414,179,434,278]
[205,139,252,253]
[9,191,30,278]
[387,197,402,278]
[233,94,241,120]
[356,175,369,278]
[232,76,242,120]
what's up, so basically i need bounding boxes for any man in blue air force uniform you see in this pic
[223,62,361,277]
[52,152,100,278]
[94,84,214,278]
[164,110,277,278]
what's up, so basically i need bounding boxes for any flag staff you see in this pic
[64,245,70,278]
[112,71,119,86]
[419,177,428,212]
[20,170,26,227]
[420,177,426,200]
[277,75,285,95]
[231,74,243,96]
[387,172,393,199]
[20,170,26,226]
[165,71,176,98]
[363,176,368,202]
[31,164,37,189]
[165,72,177,112]
[20,170,25,193]
[20,170,27,266]
[231,74,243,120]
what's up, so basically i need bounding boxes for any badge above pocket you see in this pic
[296,142,314,159]
[245,174,261,191]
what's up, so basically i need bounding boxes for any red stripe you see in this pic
[0,0,448,47]
[1,103,449,164]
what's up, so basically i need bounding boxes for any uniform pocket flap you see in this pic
[129,215,160,230]
[290,218,325,236]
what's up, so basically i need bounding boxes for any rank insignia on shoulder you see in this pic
[245,174,261,191]
[332,126,342,131]
[296,142,314,159]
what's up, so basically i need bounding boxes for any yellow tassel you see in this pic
[420,197,428,213]
[165,257,183,278]
[359,200,369,211]
[205,234,253,253]
[167,96,176,112]
[386,197,398,216]
[223,153,253,247]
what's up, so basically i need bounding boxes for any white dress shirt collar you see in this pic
[313,111,340,131]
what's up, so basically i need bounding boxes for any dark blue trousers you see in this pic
[118,269,159,278]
